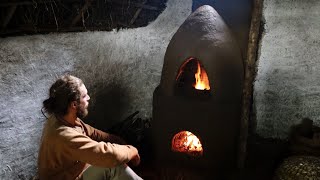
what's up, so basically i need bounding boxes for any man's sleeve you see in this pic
[80,120,125,144]
[57,127,137,167]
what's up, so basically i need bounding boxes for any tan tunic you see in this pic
[38,115,138,180]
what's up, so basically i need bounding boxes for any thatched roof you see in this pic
[0,0,167,37]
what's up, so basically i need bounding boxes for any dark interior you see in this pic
[3,0,318,180]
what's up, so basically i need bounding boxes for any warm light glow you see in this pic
[194,62,210,90]
[171,131,203,157]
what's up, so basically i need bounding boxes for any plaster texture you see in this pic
[0,0,192,179]
[254,0,320,138]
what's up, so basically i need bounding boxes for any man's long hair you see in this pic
[43,75,83,117]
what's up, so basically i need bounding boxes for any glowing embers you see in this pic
[175,58,211,97]
[171,131,203,157]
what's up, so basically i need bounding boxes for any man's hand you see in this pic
[130,154,141,167]
[126,145,140,166]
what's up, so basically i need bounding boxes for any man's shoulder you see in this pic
[45,116,80,139]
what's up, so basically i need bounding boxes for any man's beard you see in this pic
[76,104,88,119]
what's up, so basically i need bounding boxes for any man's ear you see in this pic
[70,101,77,109]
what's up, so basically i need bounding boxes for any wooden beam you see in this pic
[0,0,159,10]
[0,0,88,7]
[129,0,147,25]
[134,4,158,11]
[105,0,158,11]
[70,0,92,27]
[1,25,114,35]
[0,1,54,7]
[238,0,264,168]
[2,5,17,29]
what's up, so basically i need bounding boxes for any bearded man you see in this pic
[38,75,142,180]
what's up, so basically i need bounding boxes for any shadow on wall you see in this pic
[254,69,303,138]
[84,83,131,132]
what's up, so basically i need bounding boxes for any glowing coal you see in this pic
[171,130,203,157]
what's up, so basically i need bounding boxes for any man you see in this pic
[38,75,143,180]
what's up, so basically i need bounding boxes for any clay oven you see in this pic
[152,5,244,173]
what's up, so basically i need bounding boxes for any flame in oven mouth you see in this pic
[194,61,210,90]
[176,58,210,91]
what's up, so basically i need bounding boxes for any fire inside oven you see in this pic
[171,58,209,157]
[175,57,211,98]
[152,5,244,175]
[171,130,203,157]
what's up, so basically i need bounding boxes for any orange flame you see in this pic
[194,62,210,90]
[172,131,203,157]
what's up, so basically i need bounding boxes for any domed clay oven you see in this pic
[152,5,244,175]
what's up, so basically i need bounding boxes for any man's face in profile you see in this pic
[76,84,90,119]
